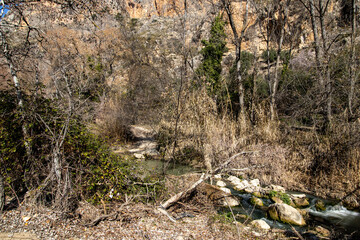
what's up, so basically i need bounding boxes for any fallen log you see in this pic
[158,151,254,220]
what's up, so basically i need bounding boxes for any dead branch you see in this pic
[130,181,164,186]
[158,152,255,221]
[83,199,133,227]
[212,151,256,175]
[290,125,316,131]
[157,208,177,223]
[290,225,305,240]
[160,173,206,210]
[84,212,119,227]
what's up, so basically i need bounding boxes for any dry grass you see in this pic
[156,82,360,208]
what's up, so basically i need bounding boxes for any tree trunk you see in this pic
[223,0,248,120]
[0,175,4,213]
[308,0,323,86]
[251,51,258,124]
[349,0,357,115]
[0,31,32,157]
[271,0,290,121]
[318,0,332,122]
[266,6,272,117]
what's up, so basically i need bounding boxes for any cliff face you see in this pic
[13,0,348,59]
[3,0,349,91]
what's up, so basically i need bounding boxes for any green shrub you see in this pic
[63,119,164,204]
[0,90,163,206]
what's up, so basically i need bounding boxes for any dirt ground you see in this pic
[0,200,287,240]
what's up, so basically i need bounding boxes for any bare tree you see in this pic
[348,0,358,115]
[269,0,291,121]
[0,0,100,208]
[222,0,250,120]
[300,0,334,124]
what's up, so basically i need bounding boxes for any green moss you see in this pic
[269,191,291,205]
[280,193,291,205]
[269,190,278,198]
[213,212,234,224]
[315,200,326,211]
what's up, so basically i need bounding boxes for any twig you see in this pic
[290,225,305,240]
[83,200,132,227]
[5,182,20,208]
[130,181,164,186]
[84,212,118,227]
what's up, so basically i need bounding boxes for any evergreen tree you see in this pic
[196,14,228,96]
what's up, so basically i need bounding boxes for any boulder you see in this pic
[214,174,222,180]
[134,153,145,159]
[250,196,264,207]
[270,196,283,204]
[201,183,240,207]
[249,179,260,187]
[233,180,249,191]
[267,185,286,193]
[293,197,310,208]
[216,180,227,187]
[252,191,263,198]
[235,214,250,221]
[250,219,271,230]
[314,226,331,238]
[223,196,240,207]
[227,175,241,185]
[268,203,306,226]
[315,200,326,211]
[290,193,306,198]
[220,187,231,194]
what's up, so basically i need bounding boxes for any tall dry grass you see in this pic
[157,82,360,207]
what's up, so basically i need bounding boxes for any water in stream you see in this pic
[141,159,198,176]
[226,187,360,239]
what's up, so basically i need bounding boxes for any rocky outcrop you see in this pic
[268,203,306,226]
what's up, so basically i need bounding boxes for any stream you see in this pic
[141,158,360,238]
[226,186,360,239]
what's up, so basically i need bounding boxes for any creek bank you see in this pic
[211,174,360,238]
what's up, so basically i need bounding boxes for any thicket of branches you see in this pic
[156,0,360,205]
[0,0,359,212]
[0,0,164,212]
